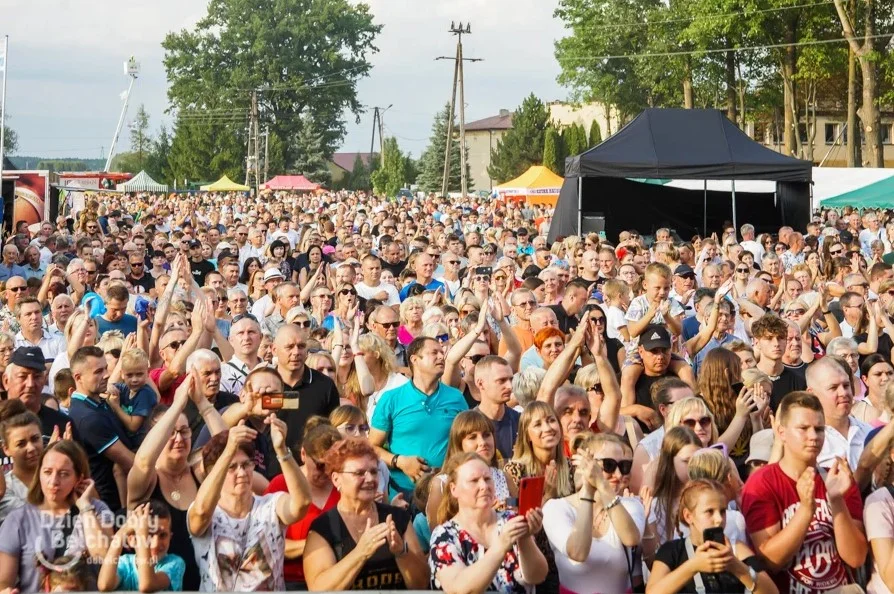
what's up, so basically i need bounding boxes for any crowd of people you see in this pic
[0,190,889,594]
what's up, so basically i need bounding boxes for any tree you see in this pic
[543,125,562,174]
[564,124,586,156]
[130,105,152,170]
[487,94,550,183]
[371,137,408,196]
[145,125,172,183]
[417,104,471,194]
[344,154,371,190]
[110,151,143,174]
[292,118,331,186]
[163,0,380,176]
[588,120,602,146]
[168,116,243,185]
[2,125,17,155]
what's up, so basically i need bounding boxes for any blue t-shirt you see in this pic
[116,553,185,591]
[398,278,446,301]
[96,314,138,338]
[371,380,466,496]
[114,382,158,443]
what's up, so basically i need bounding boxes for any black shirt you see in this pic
[185,391,239,446]
[280,366,340,450]
[548,304,579,334]
[634,372,669,412]
[769,366,808,412]
[310,503,411,590]
[189,258,216,286]
[479,405,520,461]
[654,538,763,593]
[128,272,154,294]
[38,405,80,443]
[381,259,407,278]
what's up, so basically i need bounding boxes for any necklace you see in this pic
[158,465,190,502]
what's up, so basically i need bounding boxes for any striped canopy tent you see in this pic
[115,170,168,192]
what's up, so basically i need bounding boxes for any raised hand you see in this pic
[823,457,854,501]
[734,387,756,419]
[356,517,389,560]
[226,420,258,453]
[265,414,288,454]
[639,485,654,520]
[385,514,405,556]
[796,466,817,512]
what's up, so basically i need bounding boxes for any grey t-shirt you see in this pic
[0,471,29,524]
[0,500,113,593]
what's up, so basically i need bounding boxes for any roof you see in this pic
[495,166,563,193]
[262,175,321,191]
[566,108,812,182]
[330,152,377,172]
[465,113,513,131]
[199,175,250,192]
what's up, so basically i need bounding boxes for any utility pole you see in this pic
[437,23,481,198]
[246,90,260,193]
[263,126,270,182]
[368,105,393,163]
[369,107,379,158]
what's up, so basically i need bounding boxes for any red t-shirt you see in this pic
[741,463,863,593]
[265,474,340,584]
[149,367,185,406]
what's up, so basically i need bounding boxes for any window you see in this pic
[824,123,837,145]
[797,124,809,143]
[882,123,892,144]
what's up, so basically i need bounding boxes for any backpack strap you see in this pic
[684,537,707,594]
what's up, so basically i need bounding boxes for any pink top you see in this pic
[397,324,415,346]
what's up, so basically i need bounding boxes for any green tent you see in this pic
[823,175,894,208]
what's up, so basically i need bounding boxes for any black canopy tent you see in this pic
[547,108,813,243]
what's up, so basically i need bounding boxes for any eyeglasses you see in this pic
[377,321,399,329]
[446,260,460,265]
[514,300,537,308]
[226,460,256,473]
[314,293,333,299]
[736,268,749,273]
[164,340,186,350]
[339,468,379,479]
[435,333,450,343]
[339,288,357,296]
[596,458,633,475]
[588,383,603,393]
[338,423,370,435]
[681,416,713,429]
[786,309,806,316]
[130,262,144,267]
[294,320,311,328]
[85,269,97,275]
[171,428,191,440]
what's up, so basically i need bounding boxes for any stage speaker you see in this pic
[581,215,605,235]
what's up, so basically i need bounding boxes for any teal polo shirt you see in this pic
[371,380,466,494]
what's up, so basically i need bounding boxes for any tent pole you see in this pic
[731,180,737,233]
[703,180,707,236]
[577,178,582,236]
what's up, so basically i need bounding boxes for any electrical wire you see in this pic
[561,32,894,60]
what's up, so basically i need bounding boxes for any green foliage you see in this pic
[417,104,472,194]
[163,0,380,177]
[35,160,88,173]
[110,151,143,174]
[487,94,550,183]
[344,154,371,190]
[563,124,587,156]
[145,125,172,183]
[168,116,244,186]
[130,105,152,169]
[588,120,602,146]
[292,119,331,185]
[2,125,17,154]
[371,137,407,196]
[543,126,562,174]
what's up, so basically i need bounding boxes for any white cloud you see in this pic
[3,0,568,160]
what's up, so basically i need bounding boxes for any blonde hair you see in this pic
[422,322,449,339]
[742,367,771,389]
[602,279,630,301]
[687,449,730,483]
[665,397,719,444]
[399,296,424,323]
[63,309,96,343]
[573,363,602,392]
[357,333,397,375]
[677,478,728,529]
[96,331,125,354]
[644,262,672,281]
[510,401,573,498]
[120,348,149,369]
[437,452,487,525]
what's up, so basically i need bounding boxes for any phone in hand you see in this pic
[474,266,492,277]
[703,526,725,545]
[518,476,545,516]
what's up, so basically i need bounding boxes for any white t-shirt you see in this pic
[189,493,287,592]
[543,497,646,594]
[864,486,894,594]
[355,281,400,306]
[366,372,410,422]
[605,304,628,342]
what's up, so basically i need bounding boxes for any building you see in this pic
[328,152,377,187]
[464,101,622,191]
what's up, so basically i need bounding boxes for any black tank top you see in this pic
[151,470,201,591]
[309,503,411,590]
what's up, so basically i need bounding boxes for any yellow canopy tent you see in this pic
[200,175,250,192]
[494,166,563,206]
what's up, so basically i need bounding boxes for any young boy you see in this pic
[602,279,631,343]
[53,368,76,415]
[98,500,185,592]
[108,347,159,445]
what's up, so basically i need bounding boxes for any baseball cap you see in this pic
[745,428,775,464]
[189,240,202,249]
[263,268,285,282]
[639,325,672,350]
[838,230,854,245]
[674,264,695,277]
[216,241,234,251]
[11,346,46,371]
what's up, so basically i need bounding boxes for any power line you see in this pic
[576,0,835,31]
[565,32,894,60]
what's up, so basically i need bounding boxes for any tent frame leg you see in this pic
[731,180,737,234]
[577,178,582,237]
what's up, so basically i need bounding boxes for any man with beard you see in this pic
[370,336,467,499]
[806,356,870,470]
[68,345,134,511]
[473,356,520,460]
[626,325,676,431]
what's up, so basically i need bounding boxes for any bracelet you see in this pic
[395,540,409,559]
[277,451,293,463]
[605,495,622,510]
[822,310,831,315]
[391,454,400,469]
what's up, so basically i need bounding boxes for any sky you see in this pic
[2,0,567,161]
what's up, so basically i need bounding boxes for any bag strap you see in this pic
[624,415,643,450]
[53,506,81,560]
[226,361,248,378]
[684,537,707,594]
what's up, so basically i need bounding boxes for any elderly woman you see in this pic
[398,296,424,345]
[538,268,562,305]
[188,379,312,590]
[323,282,358,331]
[0,440,114,593]
[302,438,429,591]
[430,452,548,594]
[264,421,342,590]
[127,372,227,591]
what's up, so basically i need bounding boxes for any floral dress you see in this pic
[429,510,532,594]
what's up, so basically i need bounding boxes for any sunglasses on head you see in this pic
[682,416,712,429]
[597,458,633,475]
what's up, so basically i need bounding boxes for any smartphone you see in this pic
[261,393,299,410]
[474,266,492,277]
[518,476,545,516]
[703,526,725,545]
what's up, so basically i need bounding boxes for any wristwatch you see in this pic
[395,540,409,558]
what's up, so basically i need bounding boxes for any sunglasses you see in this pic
[829,249,843,255]
[130,262,144,267]
[377,321,399,329]
[468,354,486,364]
[597,458,633,475]
[682,416,712,429]
[736,268,749,273]
[164,340,186,350]
[294,320,311,328]
[8,286,27,292]
[339,289,358,296]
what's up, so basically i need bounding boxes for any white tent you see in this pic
[116,170,169,192]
